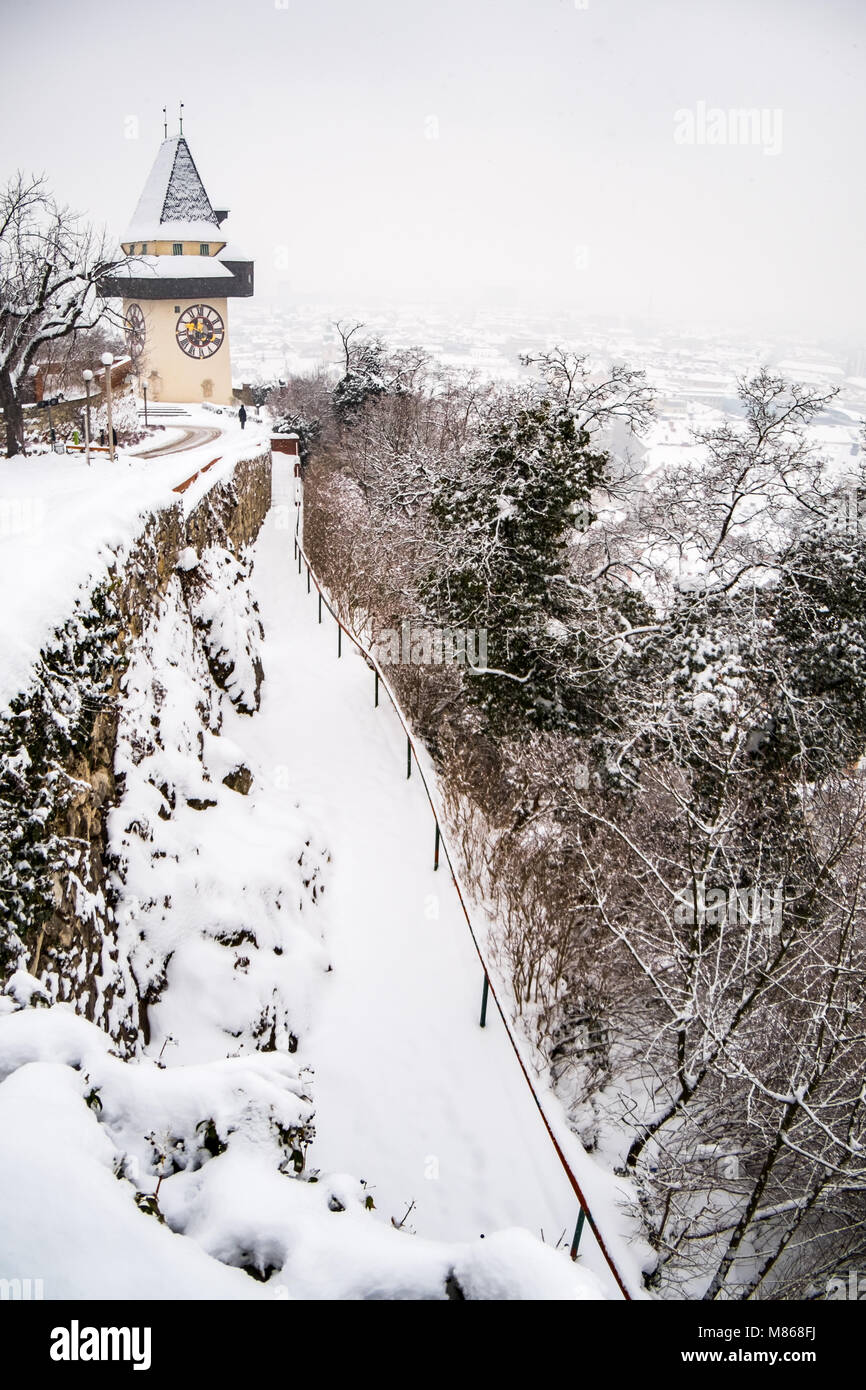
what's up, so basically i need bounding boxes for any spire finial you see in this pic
[179,102,184,137]
[162,106,167,140]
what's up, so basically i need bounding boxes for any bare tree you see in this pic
[333,319,365,376]
[31,319,123,400]
[0,173,122,456]
[520,346,655,434]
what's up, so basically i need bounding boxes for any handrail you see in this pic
[173,456,222,495]
[291,510,634,1301]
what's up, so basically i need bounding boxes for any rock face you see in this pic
[180,545,265,715]
[0,449,272,1048]
[222,765,253,796]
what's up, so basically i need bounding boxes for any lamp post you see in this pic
[142,382,148,428]
[101,352,115,462]
[82,369,93,467]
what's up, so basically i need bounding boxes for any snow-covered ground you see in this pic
[234,460,643,1293]
[0,1003,606,1299]
[0,408,268,710]
[0,446,639,1300]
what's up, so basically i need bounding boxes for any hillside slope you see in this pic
[0,454,639,1300]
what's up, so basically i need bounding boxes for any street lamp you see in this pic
[82,369,93,467]
[142,382,149,428]
[101,352,115,462]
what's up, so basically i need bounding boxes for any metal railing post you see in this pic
[434,822,440,871]
[318,593,322,623]
[570,1208,587,1261]
[480,973,490,1028]
[406,734,412,779]
[374,670,379,707]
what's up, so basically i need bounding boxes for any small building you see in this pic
[271,432,300,457]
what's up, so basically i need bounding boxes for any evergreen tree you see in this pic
[765,521,866,777]
[332,336,390,425]
[424,395,641,733]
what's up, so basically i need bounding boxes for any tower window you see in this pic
[172,243,183,255]
[199,243,210,256]
[141,242,148,254]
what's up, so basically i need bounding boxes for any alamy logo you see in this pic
[378,620,488,669]
[0,1277,43,1300]
[674,102,783,157]
[50,1321,152,1372]
[674,885,784,930]
[0,498,45,536]
[826,487,865,535]
[826,1270,866,1300]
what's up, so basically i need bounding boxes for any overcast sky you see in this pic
[1,0,863,340]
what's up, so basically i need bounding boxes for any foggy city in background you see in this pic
[1,0,864,346]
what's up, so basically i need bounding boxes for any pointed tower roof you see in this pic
[123,135,222,243]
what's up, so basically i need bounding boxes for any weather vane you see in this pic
[179,102,184,136]
[162,105,167,139]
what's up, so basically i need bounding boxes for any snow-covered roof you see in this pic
[111,255,234,280]
[123,136,222,242]
[216,240,252,261]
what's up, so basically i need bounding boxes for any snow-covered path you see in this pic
[241,461,641,1298]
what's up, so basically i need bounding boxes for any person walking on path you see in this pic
[238,405,247,430]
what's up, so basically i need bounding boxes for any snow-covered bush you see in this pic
[108,547,330,1064]
[0,578,120,979]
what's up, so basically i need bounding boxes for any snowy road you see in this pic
[239,460,643,1298]
[133,424,224,458]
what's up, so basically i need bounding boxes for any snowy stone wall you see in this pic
[0,449,272,1049]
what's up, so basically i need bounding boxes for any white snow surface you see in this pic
[241,462,642,1292]
[0,412,269,713]
[112,255,234,280]
[0,452,640,1300]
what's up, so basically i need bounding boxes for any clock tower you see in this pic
[102,129,253,405]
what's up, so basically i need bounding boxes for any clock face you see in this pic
[176,304,225,359]
[125,303,146,357]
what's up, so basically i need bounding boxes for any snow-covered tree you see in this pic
[0,173,121,456]
[329,321,430,428]
[421,356,653,734]
[423,393,612,731]
[267,369,335,466]
[299,338,866,1297]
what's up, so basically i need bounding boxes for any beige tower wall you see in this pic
[125,297,234,405]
